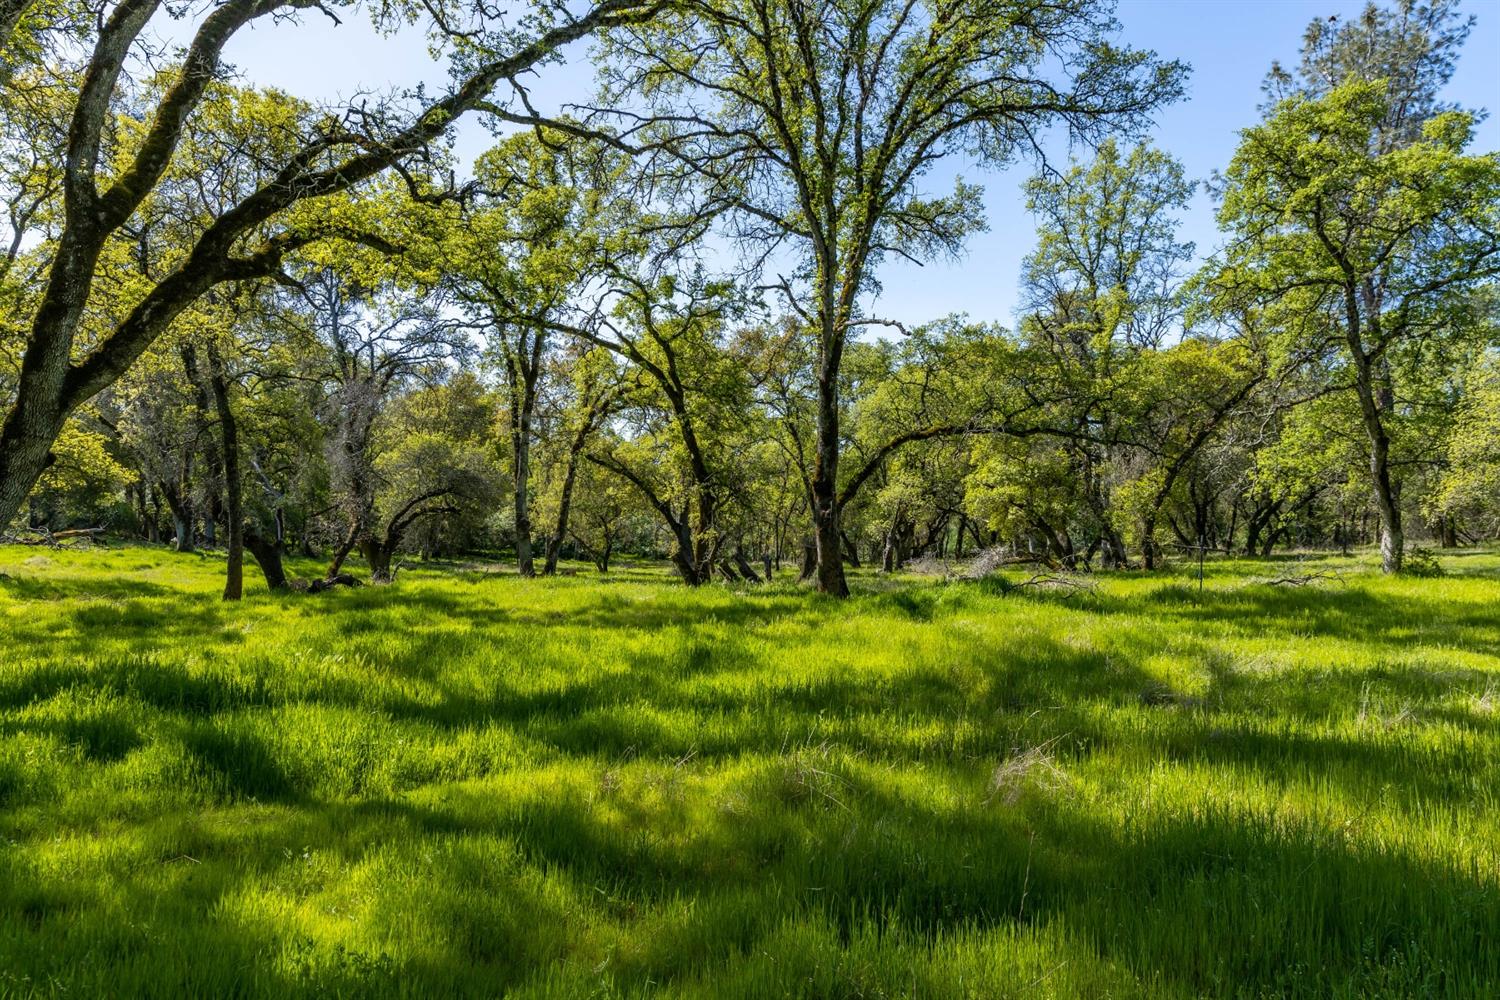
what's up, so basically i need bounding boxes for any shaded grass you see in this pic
[0,544,1497,997]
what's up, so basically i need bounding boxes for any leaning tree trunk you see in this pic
[733,546,763,583]
[206,346,243,601]
[839,529,861,568]
[360,536,397,584]
[0,319,74,534]
[161,477,194,553]
[543,449,580,576]
[325,520,361,581]
[544,412,596,575]
[244,530,288,591]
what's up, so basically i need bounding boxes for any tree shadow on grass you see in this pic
[4,551,1499,996]
[1009,579,1500,654]
[8,752,1492,998]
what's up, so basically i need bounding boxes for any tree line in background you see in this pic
[2,0,1497,598]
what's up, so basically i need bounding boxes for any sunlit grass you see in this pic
[1,544,1497,997]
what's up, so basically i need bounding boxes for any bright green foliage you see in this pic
[1264,0,1474,151]
[966,435,1080,544]
[1253,395,1369,519]
[376,373,507,554]
[1217,83,1499,315]
[27,421,135,523]
[1433,352,1500,531]
[1210,77,1500,571]
[968,140,1215,568]
[2,545,1498,998]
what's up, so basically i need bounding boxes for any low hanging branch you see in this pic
[0,0,669,532]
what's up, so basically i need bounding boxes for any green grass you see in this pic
[1,544,1497,998]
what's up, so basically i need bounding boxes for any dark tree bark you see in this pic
[244,529,288,591]
[0,0,662,530]
[325,520,361,581]
[179,342,223,545]
[543,393,611,575]
[160,471,194,553]
[360,536,396,584]
[1244,501,1279,557]
[204,344,242,601]
[587,451,711,585]
[838,529,861,569]
[733,546,763,583]
[500,324,544,577]
[798,537,817,583]
[1343,284,1404,572]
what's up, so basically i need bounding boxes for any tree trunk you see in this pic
[733,547,763,583]
[1440,516,1458,549]
[1358,368,1403,572]
[839,529,861,568]
[1346,288,1403,574]
[513,426,534,577]
[1140,512,1159,571]
[1034,518,1075,569]
[543,450,581,576]
[206,345,242,601]
[798,537,817,582]
[0,329,72,534]
[326,520,361,581]
[810,309,849,595]
[1099,526,1129,569]
[140,485,161,543]
[245,530,288,591]
[181,343,224,547]
[361,537,396,584]
[161,476,194,553]
[503,331,544,579]
[668,515,707,585]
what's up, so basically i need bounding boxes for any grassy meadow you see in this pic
[0,543,1497,998]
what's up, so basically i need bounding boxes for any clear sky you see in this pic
[203,0,1500,328]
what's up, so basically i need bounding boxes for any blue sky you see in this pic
[207,0,1500,327]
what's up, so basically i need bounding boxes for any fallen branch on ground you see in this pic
[302,573,362,593]
[3,527,106,548]
[1002,573,1098,597]
[1257,568,1345,587]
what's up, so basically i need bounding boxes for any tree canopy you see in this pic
[2,0,1496,592]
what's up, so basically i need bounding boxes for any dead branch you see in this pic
[1257,568,1346,587]
[1004,573,1098,597]
[3,526,106,547]
[302,573,362,593]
